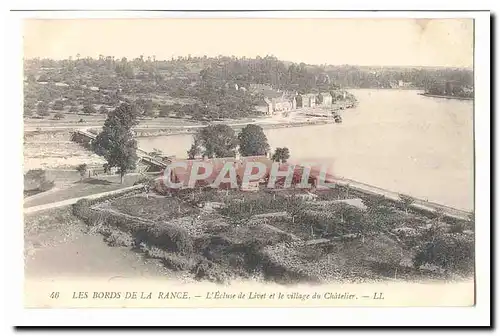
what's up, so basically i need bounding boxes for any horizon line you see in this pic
[23,55,474,71]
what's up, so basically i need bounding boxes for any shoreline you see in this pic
[133,118,337,138]
[418,93,474,101]
[24,115,340,138]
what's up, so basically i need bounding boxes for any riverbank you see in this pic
[25,112,340,137]
[418,93,474,101]
[134,117,336,138]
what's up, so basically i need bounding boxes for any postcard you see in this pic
[10,9,491,327]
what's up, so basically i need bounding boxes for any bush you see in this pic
[162,253,196,271]
[76,163,88,179]
[53,100,65,110]
[133,175,154,186]
[140,244,195,271]
[53,112,65,120]
[24,169,55,192]
[413,232,474,274]
[193,259,227,283]
[105,229,135,247]
[39,180,55,192]
[145,223,193,255]
[83,104,97,114]
[72,199,94,219]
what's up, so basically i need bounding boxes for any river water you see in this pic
[138,89,474,211]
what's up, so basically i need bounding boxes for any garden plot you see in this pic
[74,187,475,284]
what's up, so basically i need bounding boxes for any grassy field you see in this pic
[24,174,143,208]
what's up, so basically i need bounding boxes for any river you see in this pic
[137,89,474,211]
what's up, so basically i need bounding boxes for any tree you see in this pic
[37,74,49,82]
[238,124,270,157]
[99,106,108,114]
[398,194,415,215]
[159,105,171,117]
[188,124,238,159]
[24,107,33,117]
[176,108,186,118]
[83,102,97,114]
[92,103,139,183]
[143,100,155,117]
[37,102,49,116]
[76,163,88,181]
[271,147,290,163]
[187,138,202,159]
[53,100,64,110]
[103,163,110,174]
[26,74,37,83]
[53,112,65,120]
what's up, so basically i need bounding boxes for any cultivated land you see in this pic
[68,186,474,285]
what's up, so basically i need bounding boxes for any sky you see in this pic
[23,18,474,68]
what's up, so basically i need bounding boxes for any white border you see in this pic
[3,7,491,329]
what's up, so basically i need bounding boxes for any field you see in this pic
[24,174,144,208]
[71,187,475,284]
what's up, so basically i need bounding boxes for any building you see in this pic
[462,86,474,95]
[296,93,317,108]
[271,96,295,114]
[398,80,412,88]
[255,97,273,115]
[317,92,333,106]
[249,83,273,92]
[156,156,271,191]
[256,90,297,115]
[155,156,336,192]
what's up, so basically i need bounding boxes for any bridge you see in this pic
[71,129,168,172]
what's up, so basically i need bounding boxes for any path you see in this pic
[333,178,472,220]
[23,185,144,214]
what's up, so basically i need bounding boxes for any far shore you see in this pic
[418,93,474,101]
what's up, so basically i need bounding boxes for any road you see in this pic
[23,185,144,214]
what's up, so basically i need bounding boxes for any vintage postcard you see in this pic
[12,9,490,325]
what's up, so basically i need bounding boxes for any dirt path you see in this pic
[23,185,144,214]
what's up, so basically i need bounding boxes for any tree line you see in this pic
[24,55,473,121]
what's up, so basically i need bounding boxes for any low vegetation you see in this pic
[72,186,474,284]
[24,169,55,197]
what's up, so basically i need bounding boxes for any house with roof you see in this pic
[317,92,333,106]
[296,93,317,108]
[155,156,336,193]
[255,90,297,115]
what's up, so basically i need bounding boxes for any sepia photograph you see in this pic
[14,10,490,319]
